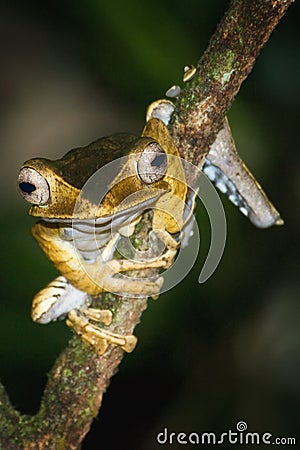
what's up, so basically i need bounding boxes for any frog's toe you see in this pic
[83,307,112,326]
[66,309,137,354]
[105,274,164,298]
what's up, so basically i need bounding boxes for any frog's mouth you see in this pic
[40,192,168,262]
[42,189,166,227]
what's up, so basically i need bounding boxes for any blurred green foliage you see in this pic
[0,1,299,449]
[53,0,227,102]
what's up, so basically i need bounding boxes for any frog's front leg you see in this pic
[79,229,180,296]
[32,222,165,297]
[108,248,177,272]
[105,228,179,274]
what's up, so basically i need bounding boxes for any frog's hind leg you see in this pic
[66,309,137,354]
[31,275,112,325]
[31,275,88,324]
[31,275,134,354]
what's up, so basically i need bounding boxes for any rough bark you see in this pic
[171,0,294,168]
[0,0,294,448]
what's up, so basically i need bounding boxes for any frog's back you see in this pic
[57,133,137,189]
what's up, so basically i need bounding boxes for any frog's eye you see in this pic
[137,142,167,184]
[18,167,50,205]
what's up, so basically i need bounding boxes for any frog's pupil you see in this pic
[151,154,166,167]
[19,182,36,194]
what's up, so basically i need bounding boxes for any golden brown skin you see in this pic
[18,118,187,354]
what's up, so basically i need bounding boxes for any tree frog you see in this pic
[18,102,282,355]
[18,118,189,354]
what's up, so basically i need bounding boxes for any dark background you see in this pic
[0,1,299,448]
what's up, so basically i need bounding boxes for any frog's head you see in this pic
[18,119,187,233]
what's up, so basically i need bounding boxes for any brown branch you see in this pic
[171,0,294,167]
[0,0,294,448]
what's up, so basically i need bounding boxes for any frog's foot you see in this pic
[109,248,177,273]
[107,229,178,273]
[99,272,164,298]
[66,309,137,354]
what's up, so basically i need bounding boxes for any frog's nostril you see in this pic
[19,182,36,194]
